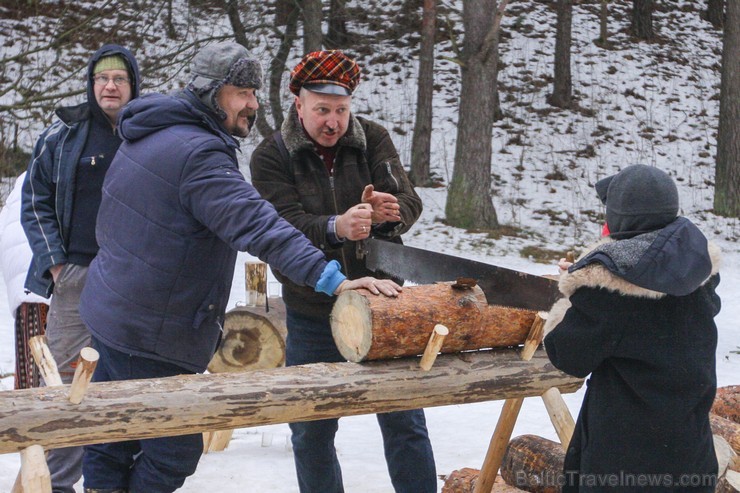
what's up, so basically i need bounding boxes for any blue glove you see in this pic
[314,260,346,296]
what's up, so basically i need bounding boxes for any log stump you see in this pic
[714,386,740,425]
[331,282,537,362]
[207,300,287,373]
[500,435,565,493]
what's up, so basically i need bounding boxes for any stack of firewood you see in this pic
[442,385,740,493]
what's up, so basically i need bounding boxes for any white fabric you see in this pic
[0,173,48,315]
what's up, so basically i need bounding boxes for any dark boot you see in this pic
[84,489,128,493]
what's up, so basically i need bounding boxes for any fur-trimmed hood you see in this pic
[280,103,366,155]
[563,217,720,299]
[544,218,720,336]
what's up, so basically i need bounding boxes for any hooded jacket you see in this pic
[250,104,422,318]
[78,90,330,372]
[21,44,141,297]
[544,218,721,492]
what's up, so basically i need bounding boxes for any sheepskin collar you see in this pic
[559,236,720,300]
[279,103,366,156]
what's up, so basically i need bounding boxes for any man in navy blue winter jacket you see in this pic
[21,44,140,493]
[77,42,395,493]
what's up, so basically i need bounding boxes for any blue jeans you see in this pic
[82,337,202,493]
[286,309,437,493]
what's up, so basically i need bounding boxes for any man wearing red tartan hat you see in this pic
[250,50,436,493]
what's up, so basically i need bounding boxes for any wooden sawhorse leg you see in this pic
[473,313,577,493]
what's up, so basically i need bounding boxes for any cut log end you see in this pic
[330,290,373,362]
[207,308,286,373]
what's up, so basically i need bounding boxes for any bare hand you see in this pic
[558,258,573,272]
[361,185,401,224]
[336,203,373,241]
[334,276,402,297]
[49,264,64,283]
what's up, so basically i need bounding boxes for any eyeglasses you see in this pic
[93,75,130,87]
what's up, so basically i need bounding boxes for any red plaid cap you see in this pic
[289,50,361,96]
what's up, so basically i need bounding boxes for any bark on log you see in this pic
[712,413,740,455]
[500,435,565,493]
[331,283,537,362]
[442,470,526,493]
[207,300,288,373]
[0,349,582,454]
[713,386,740,425]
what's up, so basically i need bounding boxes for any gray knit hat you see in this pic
[595,164,679,239]
[188,42,263,120]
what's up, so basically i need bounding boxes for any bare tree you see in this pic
[599,0,608,44]
[255,4,301,137]
[445,0,508,230]
[327,0,349,47]
[221,0,249,48]
[631,0,654,41]
[409,0,437,187]
[714,0,739,217]
[302,0,323,53]
[548,0,572,109]
[704,0,724,29]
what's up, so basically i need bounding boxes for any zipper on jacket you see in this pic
[386,162,399,191]
[328,172,350,277]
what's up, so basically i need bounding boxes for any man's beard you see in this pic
[231,110,257,138]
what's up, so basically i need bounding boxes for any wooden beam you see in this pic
[0,350,582,455]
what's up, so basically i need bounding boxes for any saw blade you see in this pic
[362,238,560,311]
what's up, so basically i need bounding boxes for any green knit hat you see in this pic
[93,55,128,74]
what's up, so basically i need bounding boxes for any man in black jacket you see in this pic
[250,50,436,493]
[21,44,140,493]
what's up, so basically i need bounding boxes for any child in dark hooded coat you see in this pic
[544,164,721,492]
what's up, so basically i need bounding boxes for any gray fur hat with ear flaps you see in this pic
[595,164,679,239]
[188,42,263,120]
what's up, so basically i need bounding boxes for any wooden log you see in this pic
[712,413,740,455]
[419,324,449,371]
[442,470,526,493]
[207,300,288,373]
[715,435,739,478]
[204,299,289,451]
[331,283,537,362]
[474,398,524,493]
[713,386,740,425]
[245,260,268,307]
[716,470,740,493]
[69,347,99,404]
[500,435,565,493]
[541,387,575,451]
[0,349,582,454]
[28,336,62,387]
[19,445,51,493]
